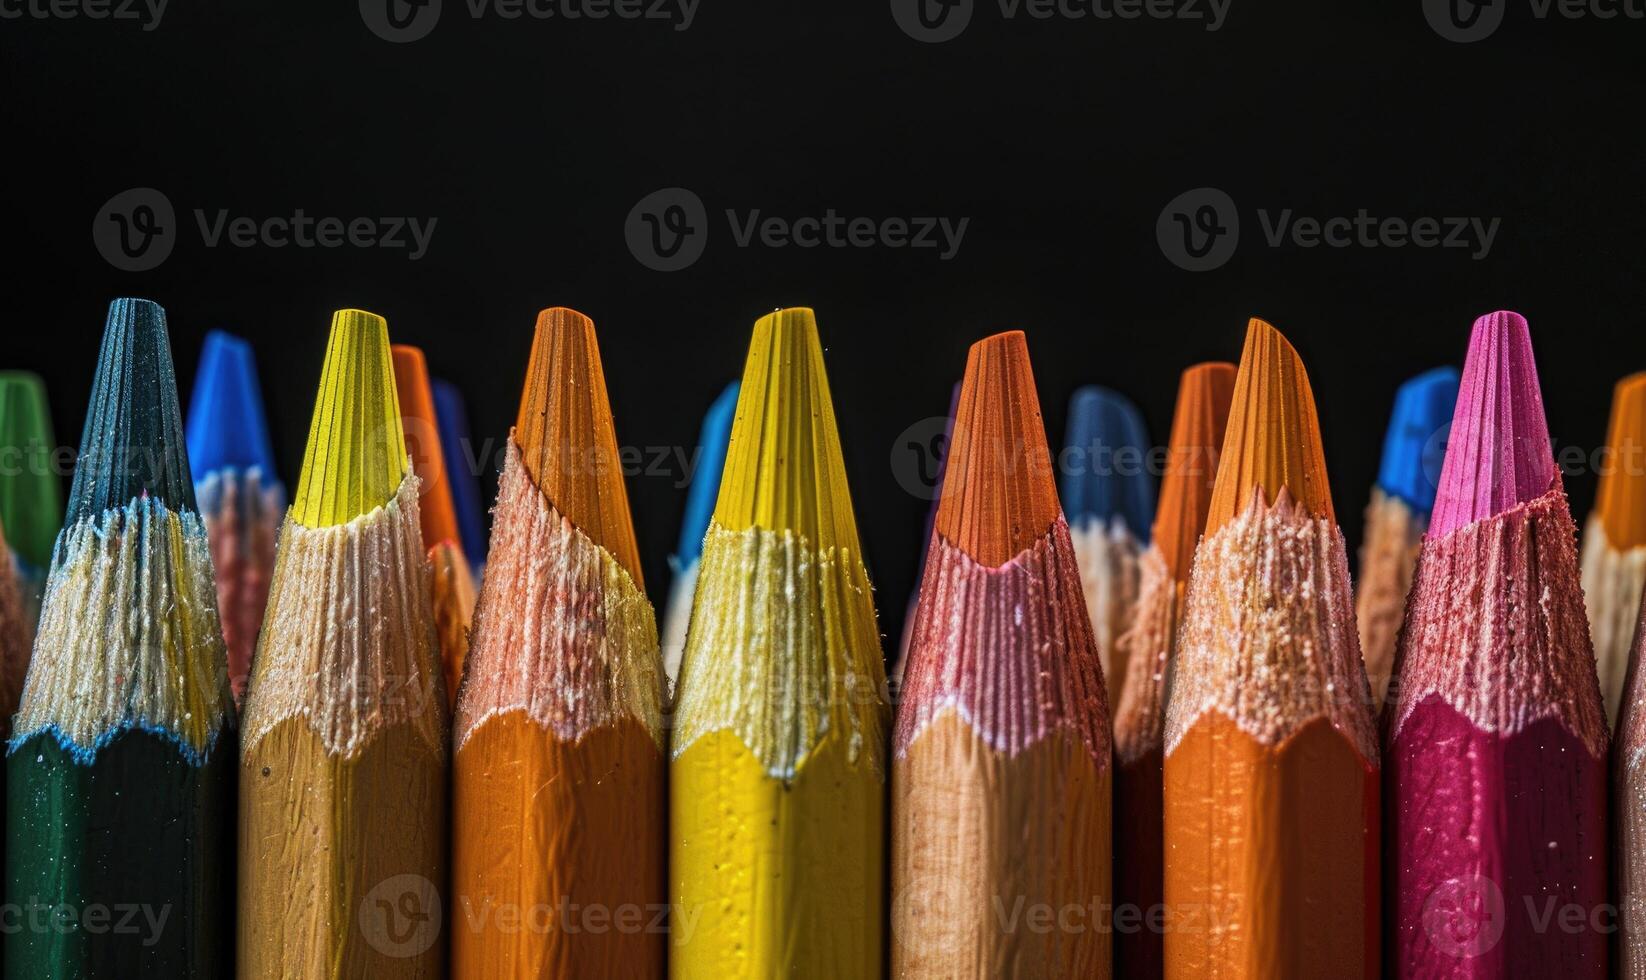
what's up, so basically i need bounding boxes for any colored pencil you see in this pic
[0,370,64,630]
[239,309,448,979]
[1111,360,1234,979]
[6,297,235,976]
[1355,367,1458,709]
[1163,317,1379,978]
[393,345,476,708]
[1062,385,1154,704]
[1385,310,1607,975]
[660,379,737,686]
[432,377,489,576]
[451,307,667,977]
[890,381,959,696]
[1582,372,1646,723]
[671,307,888,978]
[0,518,27,733]
[186,329,284,700]
[1615,586,1646,976]
[892,330,1112,976]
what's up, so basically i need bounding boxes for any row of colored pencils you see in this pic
[0,299,1641,978]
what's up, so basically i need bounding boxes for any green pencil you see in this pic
[5,298,235,976]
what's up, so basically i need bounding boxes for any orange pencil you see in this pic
[1582,372,1646,723]
[1111,361,1234,979]
[1162,319,1379,978]
[893,331,1112,976]
[393,345,477,707]
[450,308,666,977]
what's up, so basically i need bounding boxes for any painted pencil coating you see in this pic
[239,310,447,980]
[1582,372,1646,723]
[1385,311,1607,977]
[394,344,476,707]
[431,378,489,573]
[893,331,1112,978]
[1062,386,1153,703]
[6,298,235,977]
[187,330,284,700]
[1355,367,1457,709]
[671,308,888,979]
[1163,318,1379,980]
[451,308,666,978]
[1111,361,1234,980]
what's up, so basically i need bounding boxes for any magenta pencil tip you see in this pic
[1429,310,1556,537]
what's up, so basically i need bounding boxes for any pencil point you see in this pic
[516,307,644,585]
[1206,318,1333,534]
[674,380,739,568]
[1596,371,1646,549]
[1154,362,1236,581]
[1374,367,1459,514]
[935,330,1061,567]
[392,345,459,550]
[0,371,64,571]
[714,307,862,553]
[431,378,488,569]
[1430,310,1556,536]
[1061,386,1155,541]
[292,309,406,528]
[68,298,195,523]
[186,330,277,478]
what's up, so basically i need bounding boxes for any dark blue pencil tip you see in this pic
[68,298,196,524]
[1376,366,1461,514]
[1060,385,1155,541]
[432,378,488,567]
[185,329,277,479]
[674,381,740,567]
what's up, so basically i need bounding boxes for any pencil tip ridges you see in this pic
[714,307,861,553]
[1155,361,1237,582]
[1430,310,1556,537]
[1596,372,1646,549]
[674,380,740,567]
[935,330,1061,567]
[392,344,459,550]
[1206,318,1333,535]
[1375,367,1460,515]
[516,306,644,586]
[291,309,407,529]
[186,330,278,479]
[1061,385,1155,541]
[0,371,63,571]
[68,298,195,523]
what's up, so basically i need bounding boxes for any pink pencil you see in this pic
[1384,311,1607,975]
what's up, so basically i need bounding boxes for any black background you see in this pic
[3,0,1642,651]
